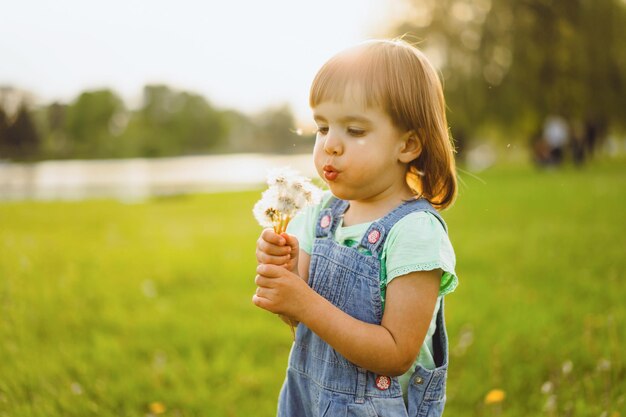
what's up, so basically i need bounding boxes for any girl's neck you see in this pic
[341,184,415,227]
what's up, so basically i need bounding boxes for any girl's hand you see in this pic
[256,228,300,275]
[253,263,313,320]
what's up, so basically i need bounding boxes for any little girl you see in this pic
[254,39,458,417]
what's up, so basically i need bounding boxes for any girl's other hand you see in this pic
[256,228,300,275]
[253,264,313,319]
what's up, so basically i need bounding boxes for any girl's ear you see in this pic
[398,131,422,163]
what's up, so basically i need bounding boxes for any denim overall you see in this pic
[278,197,450,417]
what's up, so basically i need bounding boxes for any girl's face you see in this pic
[312,86,412,204]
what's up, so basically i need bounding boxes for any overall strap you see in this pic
[359,198,448,257]
[315,197,350,239]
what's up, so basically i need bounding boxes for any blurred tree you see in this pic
[65,89,126,158]
[1,105,41,160]
[0,84,310,160]
[252,105,302,153]
[46,102,70,157]
[392,0,626,152]
[0,107,9,158]
[222,109,256,153]
[127,85,229,157]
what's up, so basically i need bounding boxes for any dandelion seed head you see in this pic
[543,394,557,412]
[562,360,573,375]
[142,280,157,298]
[254,166,323,233]
[253,197,276,228]
[70,382,83,395]
[541,381,553,394]
[277,195,297,214]
[267,166,299,187]
[596,358,611,372]
[265,207,279,220]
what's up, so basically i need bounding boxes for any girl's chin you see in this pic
[325,185,354,201]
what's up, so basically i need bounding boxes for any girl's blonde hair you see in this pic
[310,39,457,210]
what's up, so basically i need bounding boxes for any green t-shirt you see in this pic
[287,193,458,384]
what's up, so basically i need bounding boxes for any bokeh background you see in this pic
[1,1,625,416]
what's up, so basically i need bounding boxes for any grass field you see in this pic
[1,158,625,417]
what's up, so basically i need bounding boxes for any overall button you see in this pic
[367,229,381,244]
[375,375,391,390]
[320,215,331,228]
[414,376,424,385]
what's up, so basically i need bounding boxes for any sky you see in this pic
[0,0,407,125]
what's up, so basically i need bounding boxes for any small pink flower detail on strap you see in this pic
[375,375,391,390]
[320,215,331,228]
[367,229,381,244]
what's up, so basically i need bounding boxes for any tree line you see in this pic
[3,0,625,163]
[391,0,626,160]
[0,85,314,162]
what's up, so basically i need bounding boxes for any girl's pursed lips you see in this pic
[323,164,340,181]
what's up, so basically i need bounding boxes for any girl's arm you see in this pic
[253,264,440,376]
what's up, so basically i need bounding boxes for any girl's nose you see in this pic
[323,129,343,155]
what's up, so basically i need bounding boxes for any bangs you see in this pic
[309,42,392,116]
[309,40,422,132]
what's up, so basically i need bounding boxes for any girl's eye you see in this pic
[316,126,329,135]
[347,128,365,137]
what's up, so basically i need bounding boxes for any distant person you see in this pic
[253,39,459,417]
[530,127,551,167]
[543,115,570,166]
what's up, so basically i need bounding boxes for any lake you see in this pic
[0,153,317,201]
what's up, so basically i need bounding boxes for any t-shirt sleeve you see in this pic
[383,211,458,296]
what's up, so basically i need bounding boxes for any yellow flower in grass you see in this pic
[484,389,506,405]
[149,401,166,414]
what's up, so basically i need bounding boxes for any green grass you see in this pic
[0,158,624,417]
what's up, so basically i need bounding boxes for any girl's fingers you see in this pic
[252,294,272,311]
[257,237,291,257]
[255,248,290,265]
[256,263,284,278]
[252,288,277,312]
[255,274,276,288]
[281,233,299,254]
[261,228,287,246]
